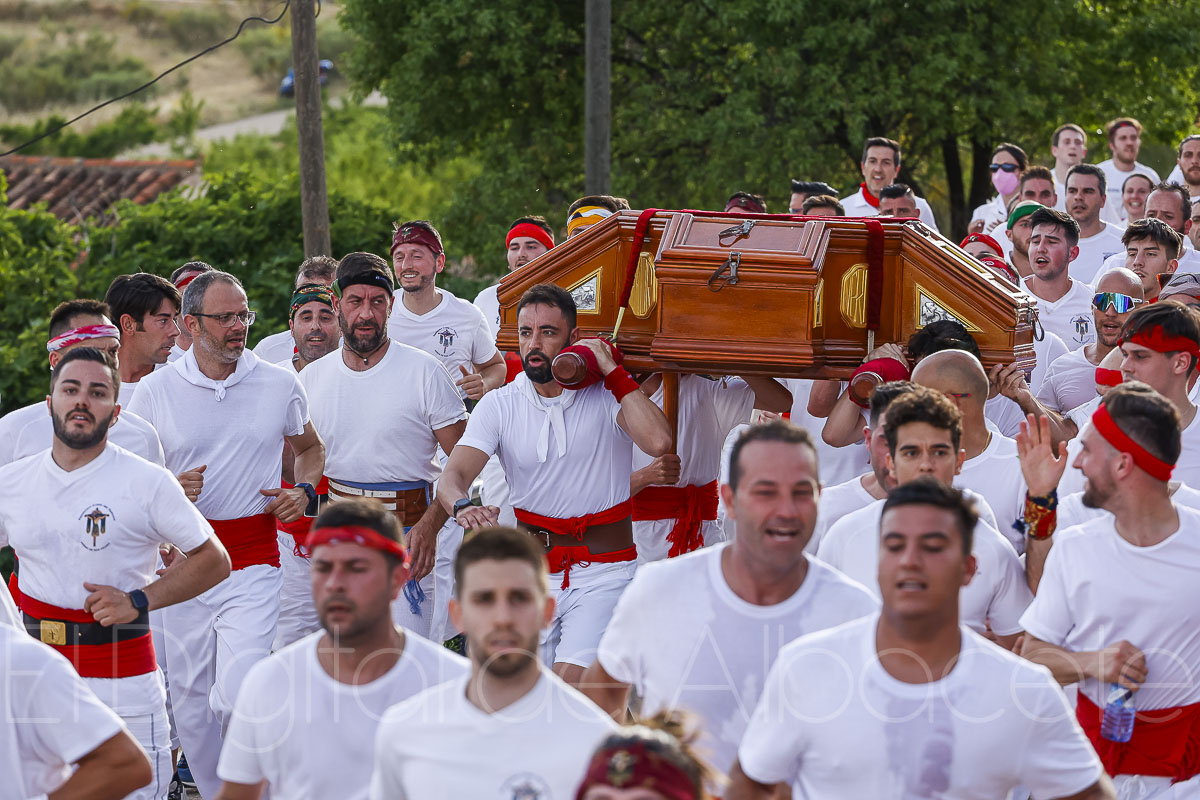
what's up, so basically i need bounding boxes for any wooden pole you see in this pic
[289,0,331,258]
[662,372,679,455]
[584,0,611,195]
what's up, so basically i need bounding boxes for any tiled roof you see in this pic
[0,155,201,223]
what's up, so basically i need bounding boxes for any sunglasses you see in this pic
[1092,292,1141,313]
[989,163,1020,173]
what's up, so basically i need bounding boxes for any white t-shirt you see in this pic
[299,343,466,484]
[128,349,309,519]
[0,579,19,629]
[984,331,1071,438]
[253,328,296,364]
[1070,223,1126,285]
[0,400,164,467]
[812,473,878,553]
[1021,506,1200,710]
[472,283,501,343]
[738,615,1103,799]
[1060,401,1200,495]
[783,379,870,486]
[817,497,1031,635]
[1022,277,1096,350]
[459,376,632,517]
[0,444,212,714]
[969,193,1010,234]
[218,630,469,799]
[1098,158,1161,216]
[0,625,127,800]
[956,431,1028,551]
[386,289,500,390]
[1056,482,1200,530]
[840,187,940,232]
[1037,347,1099,413]
[368,670,616,800]
[597,544,877,775]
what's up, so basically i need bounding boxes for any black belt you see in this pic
[24,608,151,647]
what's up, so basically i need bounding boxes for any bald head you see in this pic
[911,349,990,411]
[1095,266,1144,299]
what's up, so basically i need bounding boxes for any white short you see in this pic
[123,706,172,800]
[274,530,320,649]
[633,518,726,564]
[1114,773,1200,799]
[540,559,636,668]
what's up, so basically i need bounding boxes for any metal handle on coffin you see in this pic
[708,252,740,292]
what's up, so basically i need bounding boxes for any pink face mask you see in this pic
[992,169,1020,196]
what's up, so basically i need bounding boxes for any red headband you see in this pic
[1120,326,1200,359]
[47,324,121,353]
[1095,367,1123,387]
[303,525,409,564]
[506,222,554,252]
[575,743,697,800]
[960,232,1003,257]
[1091,403,1174,481]
[175,272,200,290]
[391,224,443,257]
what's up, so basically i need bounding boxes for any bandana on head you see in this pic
[175,272,201,290]
[337,271,394,296]
[960,232,1003,257]
[574,743,697,800]
[1006,200,1044,230]
[506,222,555,252]
[46,324,121,353]
[303,525,409,565]
[1118,325,1200,359]
[290,283,336,318]
[1091,403,1174,481]
[1095,367,1123,387]
[391,224,443,257]
[567,206,614,237]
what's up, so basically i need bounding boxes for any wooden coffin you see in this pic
[496,210,1036,379]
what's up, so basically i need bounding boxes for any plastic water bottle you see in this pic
[1100,683,1136,742]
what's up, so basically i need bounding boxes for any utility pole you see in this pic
[584,0,611,195]
[289,0,331,257]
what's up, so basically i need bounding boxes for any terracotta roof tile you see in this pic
[0,155,201,223]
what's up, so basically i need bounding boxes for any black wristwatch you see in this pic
[452,497,474,518]
[129,589,149,611]
[296,482,320,517]
[296,482,318,501]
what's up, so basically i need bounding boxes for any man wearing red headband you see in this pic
[0,347,232,800]
[584,422,876,782]
[167,261,213,361]
[214,499,466,800]
[386,219,506,404]
[576,720,711,800]
[370,527,615,800]
[438,284,672,686]
[1021,382,1200,798]
[730,478,1110,800]
[475,216,557,341]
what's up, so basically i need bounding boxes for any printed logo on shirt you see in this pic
[435,326,458,356]
[1071,314,1093,345]
[79,503,116,551]
[499,773,551,799]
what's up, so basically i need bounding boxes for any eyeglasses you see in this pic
[193,311,256,328]
[1092,293,1141,313]
[989,163,1020,173]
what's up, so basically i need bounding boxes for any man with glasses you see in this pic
[128,270,326,800]
[104,273,182,400]
[1038,268,1145,413]
[1065,164,1126,285]
[969,143,1026,234]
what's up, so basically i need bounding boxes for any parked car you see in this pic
[280,59,334,97]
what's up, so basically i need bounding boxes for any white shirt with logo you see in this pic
[1022,277,1096,350]
[387,289,499,393]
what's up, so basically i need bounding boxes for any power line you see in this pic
[0,1,292,158]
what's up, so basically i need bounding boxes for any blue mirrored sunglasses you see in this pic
[1092,292,1140,313]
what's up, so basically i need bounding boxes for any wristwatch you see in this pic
[452,497,474,518]
[129,589,149,611]
[296,482,320,518]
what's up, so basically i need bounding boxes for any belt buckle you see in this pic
[538,529,553,550]
[40,619,66,646]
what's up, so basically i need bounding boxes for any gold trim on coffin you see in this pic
[566,268,602,315]
[813,279,824,328]
[839,263,868,328]
[628,251,658,319]
[914,282,982,331]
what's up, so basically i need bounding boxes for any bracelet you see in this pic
[1022,489,1058,541]
[604,368,640,402]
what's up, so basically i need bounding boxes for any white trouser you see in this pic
[83,671,171,800]
[430,518,465,643]
[274,530,320,650]
[540,559,636,668]
[148,607,178,752]
[123,706,172,800]
[633,518,726,564]
[161,564,280,800]
[1115,773,1200,799]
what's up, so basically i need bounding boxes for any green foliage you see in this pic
[0,30,155,112]
[339,0,1200,239]
[120,0,232,48]
[0,94,203,158]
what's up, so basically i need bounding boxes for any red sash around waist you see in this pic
[1076,691,1200,781]
[632,480,719,557]
[514,501,636,588]
[19,593,156,679]
[209,514,279,570]
[276,476,330,545]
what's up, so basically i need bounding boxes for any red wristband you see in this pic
[604,368,640,402]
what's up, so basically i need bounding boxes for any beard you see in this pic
[296,329,339,363]
[522,348,554,384]
[1081,479,1110,509]
[473,631,541,681]
[341,317,386,356]
[52,408,114,450]
[196,326,244,364]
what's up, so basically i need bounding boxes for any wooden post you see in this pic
[584,0,611,195]
[289,0,331,258]
[662,372,679,455]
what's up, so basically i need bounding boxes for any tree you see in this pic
[339,0,1200,244]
